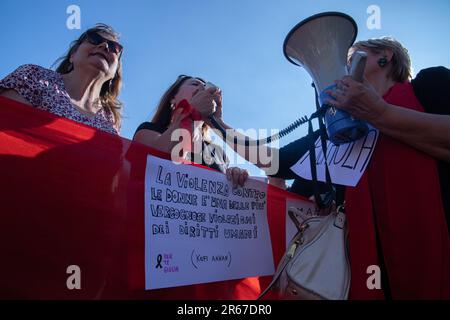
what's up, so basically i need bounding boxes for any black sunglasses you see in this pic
[86,31,123,55]
[178,74,206,84]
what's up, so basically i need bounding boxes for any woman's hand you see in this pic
[226,167,249,188]
[204,89,224,130]
[189,87,219,119]
[324,75,388,124]
[212,89,223,119]
[308,196,336,216]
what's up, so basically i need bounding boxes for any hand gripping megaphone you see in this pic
[284,12,369,145]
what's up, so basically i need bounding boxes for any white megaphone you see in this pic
[284,12,369,145]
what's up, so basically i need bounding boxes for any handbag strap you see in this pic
[258,85,347,300]
[309,84,336,209]
[257,232,303,300]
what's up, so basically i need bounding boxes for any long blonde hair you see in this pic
[54,23,123,127]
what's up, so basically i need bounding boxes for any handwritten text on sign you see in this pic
[144,156,275,290]
[290,128,379,187]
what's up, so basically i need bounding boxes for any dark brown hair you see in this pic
[152,75,209,136]
[54,23,123,127]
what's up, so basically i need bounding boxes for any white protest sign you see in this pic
[285,198,317,246]
[290,128,379,187]
[144,155,275,290]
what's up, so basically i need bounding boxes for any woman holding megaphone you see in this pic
[323,37,450,299]
[208,37,450,299]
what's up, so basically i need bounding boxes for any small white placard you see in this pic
[290,128,379,187]
[144,155,275,290]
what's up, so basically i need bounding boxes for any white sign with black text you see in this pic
[290,128,379,187]
[144,155,275,290]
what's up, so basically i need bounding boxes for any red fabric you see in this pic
[346,82,450,299]
[174,99,202,132]
[0,96,306,299]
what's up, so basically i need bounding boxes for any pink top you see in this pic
[0,64,119,135]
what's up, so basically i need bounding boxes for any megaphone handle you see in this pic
[349,51,367,82]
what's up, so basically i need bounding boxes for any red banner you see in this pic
[0,97,309,299]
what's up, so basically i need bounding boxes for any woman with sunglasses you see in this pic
[134,75,249,187]
[0,23,123,135]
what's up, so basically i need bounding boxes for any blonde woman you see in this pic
[326,37,450,299]
[0,24,123,135]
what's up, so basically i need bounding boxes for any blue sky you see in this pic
[1,0,449,177]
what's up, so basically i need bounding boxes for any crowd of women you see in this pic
[1,23,449,299]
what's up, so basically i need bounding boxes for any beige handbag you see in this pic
[259,205,350,300]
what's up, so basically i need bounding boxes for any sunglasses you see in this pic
[178,75,206,84]
[86,31,123,56]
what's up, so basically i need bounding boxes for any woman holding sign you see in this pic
[134,75,260,300]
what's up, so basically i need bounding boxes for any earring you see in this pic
[378,57,388,68]
[108,80,113,92]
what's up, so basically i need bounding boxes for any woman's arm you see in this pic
[0,89,31,105]
[326,76,450,163]
[210,117,275,169]
[371,103,450,162]
[133,108,191,159]
[207,92,276,171]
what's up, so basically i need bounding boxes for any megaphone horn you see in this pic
[284,12,369,145]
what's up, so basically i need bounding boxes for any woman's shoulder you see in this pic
[0,64,61,107]
[411,66,450,115]
[135,121,166,135]
[15,63,47,72]
[414,66,450,81]
[411,66,450,93]
[9,64,58,80]
[1,64,61,89]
